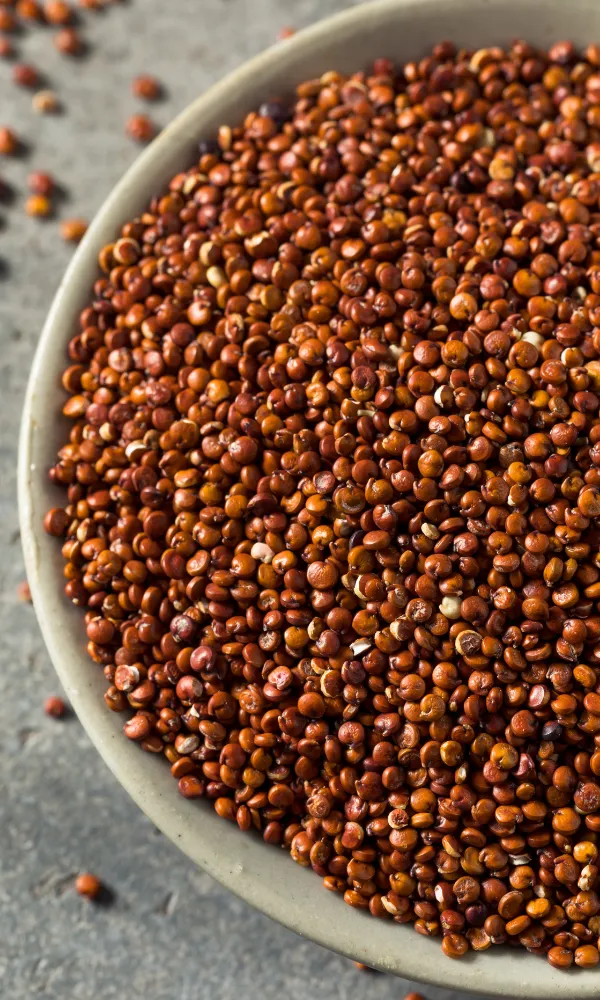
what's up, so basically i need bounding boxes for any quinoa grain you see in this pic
[25,194,52,217]
[12,63,40,88]
[125,113,156,143]
[60,217,88,243]
[44,695,66,718]
[74,872,102,898]
[131,74,162,101]
[32,89,60,114]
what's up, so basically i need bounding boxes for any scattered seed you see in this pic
[32,89,60,114]
[25,194,52,217]
[0,37,15,59]
[60,217,87,243]
[17,580,32,602]
[74,872,102,898]
[12,63,41,88]
[131,74,162,101]
[125,113,155,143]
[0,127,17,155]
[16,0,44,21]
[44,695,66,718]
[0,9,18,31]
[28,171,55,196]
[54,26,83,55]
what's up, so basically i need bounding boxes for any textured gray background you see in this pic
[0,2,492,997]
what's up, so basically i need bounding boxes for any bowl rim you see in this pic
[18,0,600,994]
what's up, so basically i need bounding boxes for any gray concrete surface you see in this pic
[0,3,492,997]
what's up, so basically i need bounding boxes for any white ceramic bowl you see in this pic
[19,0,600,994]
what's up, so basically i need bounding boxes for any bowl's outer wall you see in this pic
[18,0,600,995]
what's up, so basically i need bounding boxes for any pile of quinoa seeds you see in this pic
[44,38,600,968]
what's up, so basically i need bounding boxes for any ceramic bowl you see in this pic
[18,0,600,994]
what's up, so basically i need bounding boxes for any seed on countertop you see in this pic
[60,217,87,243]
[16,0,44,20]
[0,9,17,31]
[44,695,66,718]
[0,37,15,58]
[32,89,60,114]
[131,74,162,101]
[25,194,52,217]
[0,127,17,155]
[54,26,83,55]
[16,580,32,602]
[125,113,156,143]
[28,171,55,196]
[74,873,102,899]
[12,63,41,88]
[44,0,73,23]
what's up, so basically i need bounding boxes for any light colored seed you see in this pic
[32,89,60,113]
[200,242,216,265]
[307,618,323,640]
[470,48,494,72]
[440,595,461,619]
[125,441,145,460]
[206,266,227,288]
[320,670,335,695]
[350,638,371,655]
[389,619,405,639]
[522,331,544,348]
[217,124,232,150]
[250,542,273,563]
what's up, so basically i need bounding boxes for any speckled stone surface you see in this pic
[0,3,492,997]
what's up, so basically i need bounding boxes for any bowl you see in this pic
[18,0,600,994]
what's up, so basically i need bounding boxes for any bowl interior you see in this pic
[18,0,600,995]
